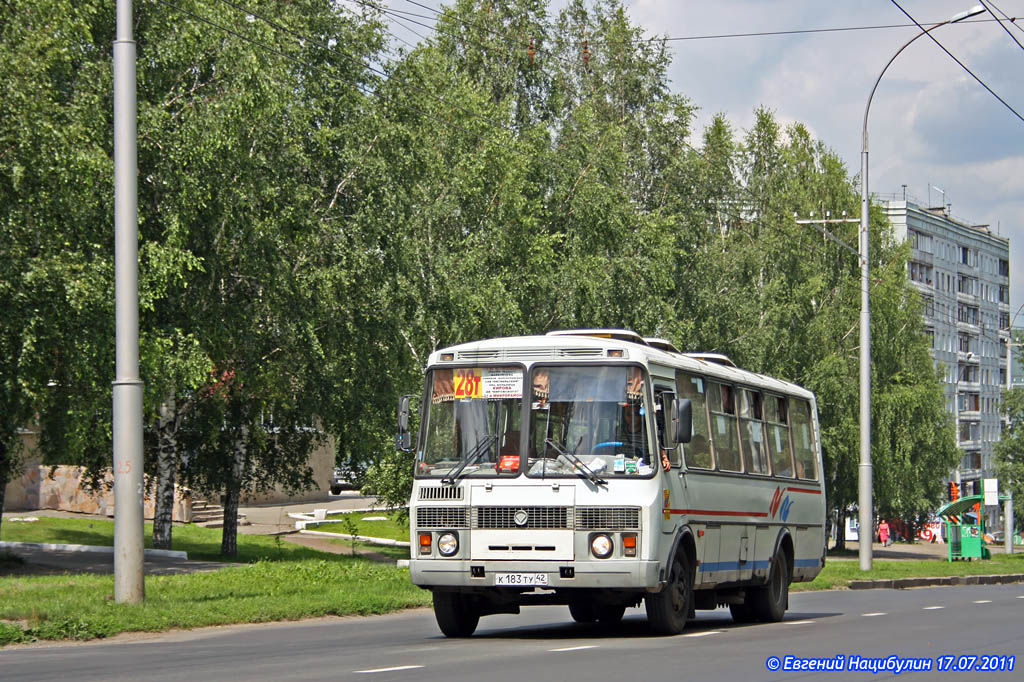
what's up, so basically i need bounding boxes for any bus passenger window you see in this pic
[708,382,741,472]
[739,389,768,475]
[765,395,793,477]
[790,399,818,480]
[677,372,712,469]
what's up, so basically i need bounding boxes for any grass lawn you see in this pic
[0,517,429,647]
[792,551,1024,591]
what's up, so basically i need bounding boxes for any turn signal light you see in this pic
[419,532,432,555]
[623,533,637,557]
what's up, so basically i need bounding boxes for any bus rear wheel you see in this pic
[645,554,693,635]
[433,591,480,637]
[751,548,790,623]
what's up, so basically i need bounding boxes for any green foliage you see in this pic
[995,386,1024,528]
[1,0,958,535]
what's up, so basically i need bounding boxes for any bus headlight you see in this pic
[437,532,459,557]
[590,533,613,559]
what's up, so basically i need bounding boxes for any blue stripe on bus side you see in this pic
[698,558,819,572]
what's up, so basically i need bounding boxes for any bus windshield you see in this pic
[417,367,524,478]
[528,365,655,478]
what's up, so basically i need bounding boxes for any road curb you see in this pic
[848,573,1024,590]
[0,540,188,560]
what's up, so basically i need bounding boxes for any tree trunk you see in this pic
[220,438,246,557]
[152,431,176,550]
[0,468,7,543]
[152,398,177,550]
[835,508,846,551]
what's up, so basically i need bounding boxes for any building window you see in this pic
[999,285,1010,304]
[1000,311,1010,330]
[957,304,979,325]
[909,230,933,253]
[957,392,979,412]
[957,275,978,296]
[998,258,1009,277]
[909,261,933,286]
[961,451,981,470]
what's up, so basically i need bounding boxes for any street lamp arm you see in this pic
[862,21,951,153]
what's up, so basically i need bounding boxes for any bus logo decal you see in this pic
[779,496,794,521]
[514,509,530,527]
[770,487,783,518]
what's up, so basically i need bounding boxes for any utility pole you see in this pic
[1007,334,1021,555]
[113,0,145,604]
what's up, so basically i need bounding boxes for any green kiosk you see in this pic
[935,494,990,561]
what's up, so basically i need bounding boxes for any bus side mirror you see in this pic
[671,399,692,444]
[396,395,414,452]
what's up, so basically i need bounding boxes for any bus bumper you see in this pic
[410,559,661,589]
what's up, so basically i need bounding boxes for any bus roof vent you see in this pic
[643,338,681,354]
[684,353,737,368]
[546,329,645,345]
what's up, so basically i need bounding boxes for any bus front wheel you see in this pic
[433,591,480,637]
[645,554,693,635]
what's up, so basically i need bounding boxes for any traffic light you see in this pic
[949,482,960,502]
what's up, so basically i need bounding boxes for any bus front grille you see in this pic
[418,486,464,501]
[416,506,470,529]
[575,506,641,530]
[474,506,571,529]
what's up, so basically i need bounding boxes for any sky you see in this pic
[375,1,1024,323]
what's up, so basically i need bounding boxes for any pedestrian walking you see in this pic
[879,519,890,547]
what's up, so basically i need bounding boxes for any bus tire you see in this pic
[433,591,480,637]
[645,553,693,635]
[568,602,598,623]
[752,548,790,623]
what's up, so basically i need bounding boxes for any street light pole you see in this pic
[113,0,144,603]
[1005,303,1024,555]
[858,4,985,571]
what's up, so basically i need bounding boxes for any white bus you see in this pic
[398,330,826,637]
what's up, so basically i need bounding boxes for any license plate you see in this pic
[494,572,549,586]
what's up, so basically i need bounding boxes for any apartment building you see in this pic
[885,199,1011,497]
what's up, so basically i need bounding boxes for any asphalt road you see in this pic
[2,585,1022,682]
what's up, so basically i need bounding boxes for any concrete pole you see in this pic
[858,143,872,571]
[113,0,145,604]
[1007,339,1015,554]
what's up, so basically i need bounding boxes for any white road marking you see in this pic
[549,645,600,652]
[786,620,816,625]
[973,600,992,604]
[923,606,945,610]
[862,612,886,617]
[683,631,724,637]
[354,666,424,674]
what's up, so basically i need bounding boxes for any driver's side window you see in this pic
[655,388,679,467]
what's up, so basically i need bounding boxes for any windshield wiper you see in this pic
[442,434,497,485]
[545,437,607,487]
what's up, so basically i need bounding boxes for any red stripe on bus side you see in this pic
[786,487,822,495]
[666,509,769,518]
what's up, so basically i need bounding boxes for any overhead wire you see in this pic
[978,0,1024,51]
[890,0,1024,125]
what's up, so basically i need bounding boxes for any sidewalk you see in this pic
[237,492,387,535]
[832,540,1022,561]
